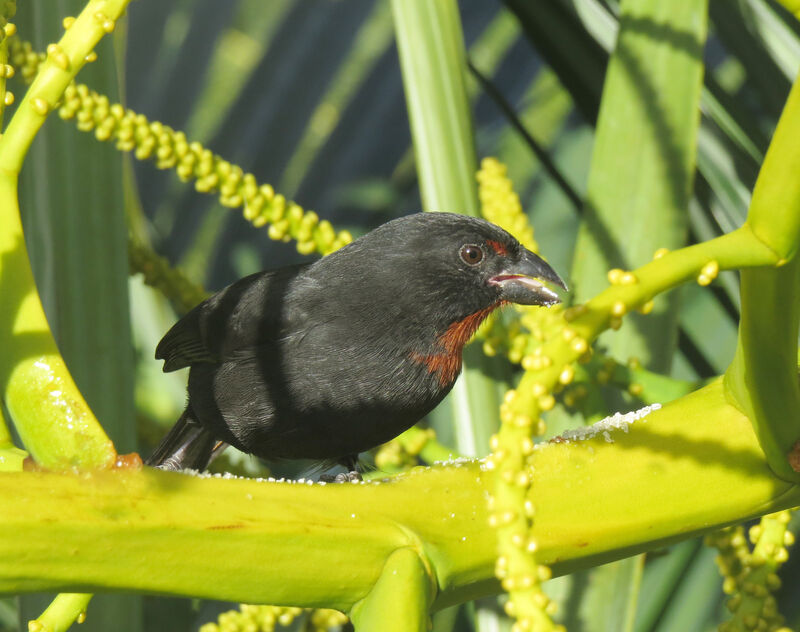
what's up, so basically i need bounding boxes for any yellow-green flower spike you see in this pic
[54,82,352,254]
[8,38,352,258]
[477,156,538,252]
[480,158,565,631]
[708,511,795,631]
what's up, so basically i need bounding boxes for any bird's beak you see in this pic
[490,249,568,306]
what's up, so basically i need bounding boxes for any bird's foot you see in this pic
[320,470,362,483]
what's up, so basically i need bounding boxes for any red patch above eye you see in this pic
[486,239,509,256]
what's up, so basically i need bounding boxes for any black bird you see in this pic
[148,212,566,478]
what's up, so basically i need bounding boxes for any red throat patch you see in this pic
[412,302,507,386]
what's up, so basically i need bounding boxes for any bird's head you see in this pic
[322,212,566,343]
[351,211,565,307]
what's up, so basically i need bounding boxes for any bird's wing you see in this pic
[155,306,217,372]
[155,265,308,372]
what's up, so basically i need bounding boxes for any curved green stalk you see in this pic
[725,72,800,482]
[0,0,133,470]
[0,176,114,469]
[1,379,798,608]
[350,548,434,632]
[32,593,92,632]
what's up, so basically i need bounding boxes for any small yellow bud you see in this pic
[607,268,624,284]
[698,260,719,286]
[77,611,86,624]
[653,247,669,259]
[4,23,16,37]
[558,365,575,385]
[609,316,622,330]
[31,98,49,115]
[628,383,643,397]
[571,337,588,354]
[4,91,14,106]
[62,16,76,29]
[620,272,637,285]
[47,43,70,70]
[562,327,576,342]
[611,301,627,316]
[513,414,532,429]
[520,437,534,455]
[95,12,115,33]
[538,394,555,411]
[85,51,98,63]
[637,299,654,314]
[532,382,546,397]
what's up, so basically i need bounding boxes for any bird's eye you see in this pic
[460,244,484,265]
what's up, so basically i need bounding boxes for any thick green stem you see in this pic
[1,380,798,608]
[725,72,800,481]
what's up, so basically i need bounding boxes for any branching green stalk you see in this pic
[725,71,800,481]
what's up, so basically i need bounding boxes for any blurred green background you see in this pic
[3,0,800,630]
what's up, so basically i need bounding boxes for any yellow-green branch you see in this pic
[1,380,797,609]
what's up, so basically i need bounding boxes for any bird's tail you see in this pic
[146,408,227,471]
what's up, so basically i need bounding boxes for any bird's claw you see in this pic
[320,470,362,483]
